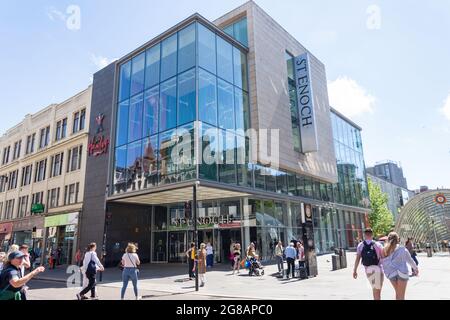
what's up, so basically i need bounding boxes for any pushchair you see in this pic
[247,257,264,276]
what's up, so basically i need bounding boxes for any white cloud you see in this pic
[90,54,116,70]
[328,76,376,117]
[46,7,66,22]
[440,93,450,121]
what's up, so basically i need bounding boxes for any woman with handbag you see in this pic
[120,243,141,300]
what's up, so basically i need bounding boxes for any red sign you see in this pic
[88,135,110,157]
[88,113,110,157]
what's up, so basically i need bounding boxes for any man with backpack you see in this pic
[353,228,384,300]
[77,243,104,300]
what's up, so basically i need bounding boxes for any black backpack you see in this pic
[361,241,379,267]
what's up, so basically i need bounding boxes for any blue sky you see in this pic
[0,0,449,190]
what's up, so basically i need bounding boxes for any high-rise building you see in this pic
[366,160,408,189]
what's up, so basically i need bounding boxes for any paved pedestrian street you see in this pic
[26,252,450,300]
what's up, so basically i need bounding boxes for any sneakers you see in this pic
[136,296,142,300]
[76,294,88,300]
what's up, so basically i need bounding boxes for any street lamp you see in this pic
[193,181,200,292]
[430,218,439,252]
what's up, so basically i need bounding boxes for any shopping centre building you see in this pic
[79,1,371,270]
[0,87,91,265]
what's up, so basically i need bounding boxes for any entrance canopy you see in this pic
[108,183,251,205]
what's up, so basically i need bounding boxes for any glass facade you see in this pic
[114,21,249,195]
[331,111,369,208]
[222,17,248,47]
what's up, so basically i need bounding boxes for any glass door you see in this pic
[168,231,187,263]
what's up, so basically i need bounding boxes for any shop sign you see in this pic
[294,52,318,153]
[31,203,45,214]
[65,225,76,233]
[88,114,110,157]
[32,229,43,239]
[0,223,13,234]
[44,212,79,227]
[170,215,238,230]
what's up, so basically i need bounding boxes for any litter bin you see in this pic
[339,249,347,268]
[426,244,432,257]
[332,255,341,271]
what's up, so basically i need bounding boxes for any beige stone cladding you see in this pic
[0,86,92,230]
[214,1,338,183]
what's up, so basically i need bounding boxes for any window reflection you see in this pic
[178,24,196,73]
[177,69,196,126]
[130,53,145,97]
[199,69,217,126]
[126,140,143,192]
[161,34,178,81]
[218,80,235,130]
[128,93,144,143]
[143,86,159,137]
[160,77,177,132]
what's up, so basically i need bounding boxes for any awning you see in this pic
[109,184,251,206]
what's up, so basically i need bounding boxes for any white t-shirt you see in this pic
[206,246,213,255]
[122,253,140,268]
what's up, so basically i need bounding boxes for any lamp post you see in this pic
[193,181,199,292]
[430,218,439,252]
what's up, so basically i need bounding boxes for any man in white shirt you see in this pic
[77,243,104,300]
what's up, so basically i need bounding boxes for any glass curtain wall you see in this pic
[113,21,249,195]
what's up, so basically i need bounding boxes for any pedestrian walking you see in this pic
[120,243,141,300]
[232,243,241,274]
[0,252,6,273]
[0,251,45,300]
[274,241,284,274]
[206,243,214,268]
[196,243,207,287]
[296,241,306,269]
[75,249,83,267]
[405,238,419,272]
[381,232,419,300]
[353,228,384,300]
[229,240,235,268]
[50,247,59,269]
[77,243,104,300]
[185,242,196,280]
[284,243,297,278]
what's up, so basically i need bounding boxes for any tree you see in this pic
[367,178,394,237]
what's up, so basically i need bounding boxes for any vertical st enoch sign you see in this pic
[294,52,319,153]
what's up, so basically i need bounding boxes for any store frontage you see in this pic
[11,215,44,252]
[0,222,13,252]
[43,212,79,265]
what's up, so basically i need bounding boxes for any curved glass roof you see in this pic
[396,190,450,245]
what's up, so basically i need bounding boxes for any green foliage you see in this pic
[367,178,394,237]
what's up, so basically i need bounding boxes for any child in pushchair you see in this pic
[247,257,264,276]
